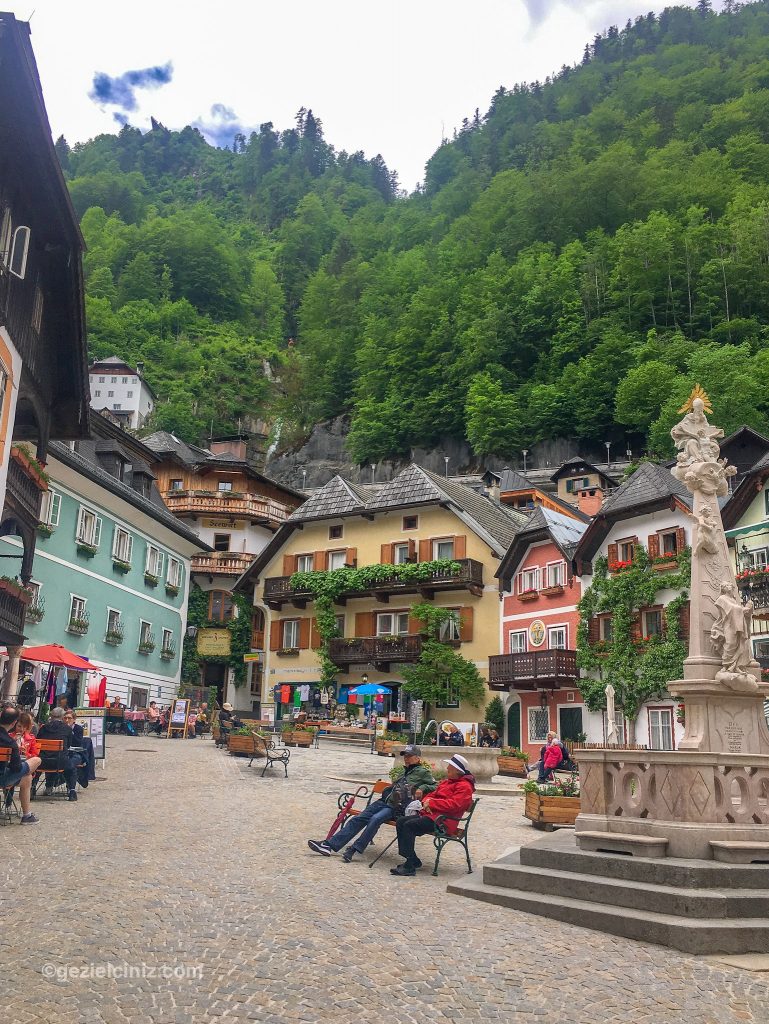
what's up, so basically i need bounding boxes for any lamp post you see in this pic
[301,469,307,491]
[605,441,612,470]
[522,449,529,473]
[186,625,198,640]
[371,464,376,484]
[444,456,449,478]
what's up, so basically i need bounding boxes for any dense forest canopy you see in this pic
[65,1,769,458]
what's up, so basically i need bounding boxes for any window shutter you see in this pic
[407,538,416,560]
[112,528,120,558]
[408,613,423,636]
[298,618,310,650]
[94,517,102,548]
[345,547,357,567]
[314,550,328,571]
[127,534,133,563]
[418,539,431,562]
[647,533,660,559]
[76,507,85,540]
[380,543,393,565]
[157,552,164,576]
[269,621,281,650]
[607,542,619,566]
[588,618,600,643]
[676,527,686,553]
[310,618,321,649]
[283,554,297,576]
[454,535,467,559]
[355,611,374,637]
[50,491,61,525]
[145,546,151,572]
[459,607,474,642]
[679,601,690,641]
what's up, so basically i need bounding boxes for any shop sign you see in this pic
[528,620,546,647]
[197,628,231,656]
[203,518,246,529]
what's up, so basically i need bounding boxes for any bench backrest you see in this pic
[372,779,389,797]
[0,747,10,763]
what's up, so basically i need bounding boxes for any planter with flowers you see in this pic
[36,522,54,538]
[497,746,529,777]
[0,576,32,605]
[608,560,633,574]
[541,584,565,597]
[11,444,49,491]
[523,774,580,830]
[113,558,132,575]
[518,590,538,602]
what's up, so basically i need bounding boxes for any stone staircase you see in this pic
[448,829,769,954]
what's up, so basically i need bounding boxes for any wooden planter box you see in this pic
[377,739,403,756]
[524,791,580,830]
[541,585,564,597]
[281,732,295,747]
[518,591,538,602]
[497,755,528,777]
[294,730,313,748]
[228,734,255,757]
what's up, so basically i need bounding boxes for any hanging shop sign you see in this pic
[203,518,247,530]
[197,629,232,656]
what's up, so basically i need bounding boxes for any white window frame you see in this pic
[8,224,30,279]
[139,619,153,645]
[746,547,769,570]
[112,526,133,563]
[376,611,409,636]
[145,544,164,577]
[41,488,61,527]
[517,567,540,594]
[296,553,314,573]
[106,607,122,634]
[218,480,233,492]
[282,619,299,649]
[76,506,102,547]
[528,705,550,744]
[69,594,87,622]
[548,625,568,650]
[754,638,769,659]
[432,537,455,560]
[327,550,347,570]
[162,627,173,651]
[28,580,41,605]
[393,542,410,565]
[167,557,183,588]
[509,630,527,653]
[648,707,675,751]
[545,561,566,588]
[439,611,461,642]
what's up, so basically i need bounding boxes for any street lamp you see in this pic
[605,441,612,469]
[301,469,307,491]
[444,456,449,478]
[539,689,548,709]
[522,449,529,473]
[186,625,198,639]
[371,464,376,484]
[739,543,752,571]
[361,673,368,685]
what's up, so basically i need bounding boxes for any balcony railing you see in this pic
[6,450,44,523]
[329,635,423,667]
[192,552,256,577]
[0,586,28,642]
[164,490,293,526]
[264,558,484,609]
[488,650,578,692]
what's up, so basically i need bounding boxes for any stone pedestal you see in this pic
[668,678,769,755]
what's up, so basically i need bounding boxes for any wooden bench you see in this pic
[248,735,290,778]
[335,781,479,876]
[0,747,18,823]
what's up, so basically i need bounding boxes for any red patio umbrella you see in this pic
[20,643,98,672]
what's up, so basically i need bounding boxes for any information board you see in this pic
[74,707,106,760]
[167,698,190,737]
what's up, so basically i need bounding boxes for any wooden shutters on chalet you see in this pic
[269,618,311,650]
[458,606,473,642]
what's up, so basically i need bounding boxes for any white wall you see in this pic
[89,371,154,429]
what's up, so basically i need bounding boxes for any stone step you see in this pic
[576,830,668,858]
[520,831,769,889]
[447,878,769,955]
[483,852,769,919]
[710,841,769,864]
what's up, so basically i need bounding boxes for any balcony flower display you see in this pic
[518,588,538,601]
[0,576,33,604]
[736,567,769,586]
[608,559,633,572]
[113,558,132,574]
[144,572,159,587]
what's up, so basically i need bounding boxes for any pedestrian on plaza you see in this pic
[308,745,436,863]
[390,753,475,877]
[0,706,41,823]
[37,707,80,800]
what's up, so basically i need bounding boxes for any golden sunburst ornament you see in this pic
[678,384,713,415]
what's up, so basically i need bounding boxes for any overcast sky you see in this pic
[9,0,724,191]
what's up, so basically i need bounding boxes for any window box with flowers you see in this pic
[540,584,565,597]
[26,596,45,624]
[652,553,679,570]
[113,558,132,575]
[76,541,98,559]
[11,444,49,491]
[608,560,633,574]
[277,647,300,657]
[736,567,769,589]
[518,589,539,602]
[138,637,156,655]
[0,576,32,605]
[67,615,90,636]
[36,522,54,538]
[104,625,124,646]
[144,572,159,588]
[160,639,176,661]
[165,583,180,598]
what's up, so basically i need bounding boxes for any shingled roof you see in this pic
[287,475,372,522]
[498,469,534,492]
[495,506,588,585]
[600,462,691,517]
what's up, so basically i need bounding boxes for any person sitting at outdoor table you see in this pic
[526,733,563,783]
[390,753,476,877]
[219,703,241,740]
[13,712,40,759]
[194,707,208,736]
[38,707,82,800]
[63,710,94,785]
[307,744,436,863]
[0,706,41,824]
[109,696,125,709]
[146,701,162,736]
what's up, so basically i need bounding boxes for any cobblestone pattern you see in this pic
[1,735,768,1023]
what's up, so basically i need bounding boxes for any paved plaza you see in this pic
[1,735,768,1023]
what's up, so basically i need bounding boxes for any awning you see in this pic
[725,521,769,539]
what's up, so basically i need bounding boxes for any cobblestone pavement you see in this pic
[2,735,768,1024]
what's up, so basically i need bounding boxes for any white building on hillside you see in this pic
[88,356,156,430]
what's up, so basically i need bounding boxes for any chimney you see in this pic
[577,487,604,517]
[487,480,500,501]
[246,432,267,472]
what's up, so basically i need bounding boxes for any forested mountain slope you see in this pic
[66,1,769,458]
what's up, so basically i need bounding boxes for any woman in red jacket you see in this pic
[391,754,475,876]
[538,735,563,782]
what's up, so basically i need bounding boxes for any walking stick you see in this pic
[368,834,398,868]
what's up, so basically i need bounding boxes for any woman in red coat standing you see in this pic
[391,754,475,876]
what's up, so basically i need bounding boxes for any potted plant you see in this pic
[76,541,98,558]
[104,625,124,646]
[113,558,132,574]
[228,725,255,756]
[67,615,89,635]
[294,725,316,748]
[26,596,45,624]
[497,746,529,777]
[281,725,295,746]
[36,522,54,538]
[138,637,156,654]
[523,774,581,830]
[144,572,159,587]
[160,639,176,661]
[165,582,180,597]
[276,647,299,656]
[377,729,405,756]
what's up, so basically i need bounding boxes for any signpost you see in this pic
[167,698,190,738]
[75,707,107,761]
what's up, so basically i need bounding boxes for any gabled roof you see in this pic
[498,469,535,492]
[574,462,691,567]
[722,456,769,529]
[288,475,372,522]
[550,456,617,485]
[495,506,589,585]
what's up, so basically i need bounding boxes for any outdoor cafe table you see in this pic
[124,710,147,734]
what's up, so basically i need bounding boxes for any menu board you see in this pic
[74,707,106,760]
[168,698,190,736]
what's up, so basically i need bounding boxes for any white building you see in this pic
[88,356,157,430]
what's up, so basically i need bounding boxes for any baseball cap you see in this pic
[444,754,470,774]
[400,744,422,758]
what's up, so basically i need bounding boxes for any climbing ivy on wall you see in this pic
[576,546,691,722]
[401,602,487,709]
[181,583,253,689]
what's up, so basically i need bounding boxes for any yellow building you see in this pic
[236,465,525,731]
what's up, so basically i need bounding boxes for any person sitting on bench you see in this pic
[390,753,475,877]
[307,745,435,863]
[526,732,565,783]
[0,706,41,824]
[37,707,81,800]
[146,702,163,736]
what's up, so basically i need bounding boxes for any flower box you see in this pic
[652,558,678,572]
[138,642,156,654]
[113,559,132,575]
[524,791,581,829]
[36,522,54,538]
[228,734,255,756]
[518,590,539,602]
[67,618,89,636]
[497,755,528,777]
[608,560,633,573]
[0,577,32,605]
[281,731,295,746]
[11,445,48,491]
[26,602,45,624]
[144,572,159,588]
[76,541,98,559]
[165,583,180,598]
[104,630,124,646]
[160,645,175,661]
[377,738,403,756]
[276,647,300,656]
[540,585,565,597]
[294,730,314,748]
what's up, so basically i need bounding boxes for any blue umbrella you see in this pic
[349,683,392,696]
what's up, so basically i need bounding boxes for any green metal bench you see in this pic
[431,799,479,875]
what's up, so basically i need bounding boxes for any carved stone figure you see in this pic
[710,583,759,691]
[686,506,719,557]
[605,683,617,744]
[671,398,724,467]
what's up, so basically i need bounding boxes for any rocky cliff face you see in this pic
[265,416,607,489]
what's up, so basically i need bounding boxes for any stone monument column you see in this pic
[1,644,22,701]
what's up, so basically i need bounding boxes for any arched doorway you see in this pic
[507,701,521,749]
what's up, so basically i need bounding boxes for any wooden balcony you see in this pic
[6,449,44,524]
[329,635,423,670]
[488,650,578,692]
[0,585,27,645]
[264,558,484,610]
[192,552,256,577]
[163,490,293,527]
